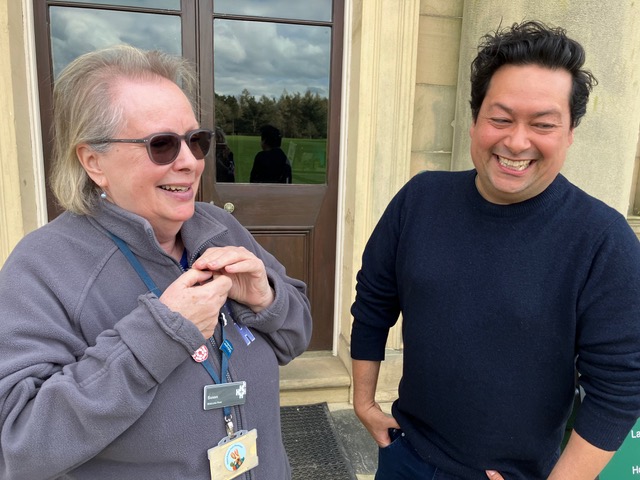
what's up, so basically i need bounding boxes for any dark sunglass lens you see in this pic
[148,134,180,164]
[187,130,212,159]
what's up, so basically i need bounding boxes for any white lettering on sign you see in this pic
[632,430,640,439]
[632,465,640,475]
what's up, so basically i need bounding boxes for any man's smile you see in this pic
[497,155,534,172]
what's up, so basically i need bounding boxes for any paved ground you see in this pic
[327,403,378,479]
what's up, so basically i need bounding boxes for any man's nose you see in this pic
[503,123,531,154]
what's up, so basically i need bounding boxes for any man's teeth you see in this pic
[160,185,189,192]
[498,156,532,171]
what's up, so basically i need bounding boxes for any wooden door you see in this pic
[199,1,343,350]
[202,181,337,351]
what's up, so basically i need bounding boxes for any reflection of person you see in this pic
[0,45,311,479]
[215,126,235,182]
[250,124,292,183]
[351,21,640,480]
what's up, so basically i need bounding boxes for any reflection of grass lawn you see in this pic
[225,135,327,184]
[294,172,326,184]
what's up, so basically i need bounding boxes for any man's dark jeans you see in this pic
[375,428,438,480]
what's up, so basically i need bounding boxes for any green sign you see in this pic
[599,418,640,479]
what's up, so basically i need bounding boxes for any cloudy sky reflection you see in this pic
[50,2,332,100]
[63,0,179,9]
[214,20,330,98]
[50,7,181,78]
[214,0,331,22]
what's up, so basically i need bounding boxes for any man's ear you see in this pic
[76,144,107,189]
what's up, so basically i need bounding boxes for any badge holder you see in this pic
[208,429,259,479]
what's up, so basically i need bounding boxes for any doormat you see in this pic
[281,402,357,480]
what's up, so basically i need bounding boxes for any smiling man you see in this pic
[351,21,640,480]
[470,63,574,205]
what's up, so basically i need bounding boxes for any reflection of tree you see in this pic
[215,89,327,139]
[214,94,239,135]
[237,89,261,135]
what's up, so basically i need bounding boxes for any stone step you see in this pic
[279,352,351,406]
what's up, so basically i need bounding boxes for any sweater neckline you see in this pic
[466,170,568,219]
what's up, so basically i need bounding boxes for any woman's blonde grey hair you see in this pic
[50,44,198,215]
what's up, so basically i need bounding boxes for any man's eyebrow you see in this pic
[490,102,563,119]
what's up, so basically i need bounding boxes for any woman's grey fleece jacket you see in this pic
[0,200,312,479]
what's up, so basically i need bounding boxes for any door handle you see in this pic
[223,202,235,214]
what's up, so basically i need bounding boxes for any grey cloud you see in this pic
[214,20,330,98]
[49,4,331,99]
[51,7,180,77]
[214,0,332,22]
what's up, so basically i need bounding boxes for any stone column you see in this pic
[337,0,420,398]
[0,0,45,265]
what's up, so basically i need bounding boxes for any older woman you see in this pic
[0,45,311,479]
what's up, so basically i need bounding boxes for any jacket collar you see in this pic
[90,200,228,265]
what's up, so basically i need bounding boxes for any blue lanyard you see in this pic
[108,233,233,408]
[202,324,233,385]
[109,233,162,297]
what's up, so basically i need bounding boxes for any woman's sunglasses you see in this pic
[91,128,213,165]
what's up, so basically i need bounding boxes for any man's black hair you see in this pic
[470,20,597,128]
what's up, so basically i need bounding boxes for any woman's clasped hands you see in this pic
[160,246,274,338]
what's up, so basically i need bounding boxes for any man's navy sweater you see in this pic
[351,170,640,479]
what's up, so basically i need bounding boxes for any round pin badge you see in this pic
[225,442,246,471]
[191,345,208,362]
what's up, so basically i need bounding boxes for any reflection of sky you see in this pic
[50,7,181,78]
[63,0,179,9]
[49,4,332,99]
[215,0,332,22]
[214,20,331,98]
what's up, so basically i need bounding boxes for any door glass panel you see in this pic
[214,0,332,22]
[61,0,180,9]
[213,20,330,184]
[50,7,181,78]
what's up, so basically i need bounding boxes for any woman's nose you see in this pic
[172,139,200,169]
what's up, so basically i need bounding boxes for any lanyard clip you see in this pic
[235,323,256,346]
[225,414,234,436]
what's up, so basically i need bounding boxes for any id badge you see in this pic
[208,429,259,479]
[203,381,247,411]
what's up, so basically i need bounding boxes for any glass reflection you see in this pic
[215,127,236,182]
[50,7,181,78]
[213,20,330,184]
[214,0,332,22]
[61,0,180,9]
[250,125,292,183]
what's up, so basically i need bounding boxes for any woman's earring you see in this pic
[100,192,107,199]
